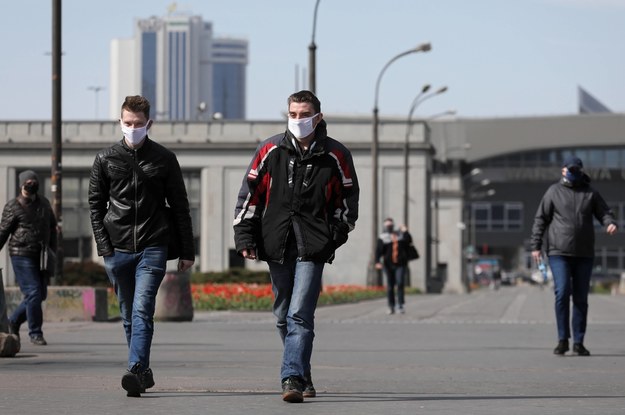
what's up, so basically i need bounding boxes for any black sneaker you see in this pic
[8,321,20,339]
[553,340,569,355]
[303,374,316,398]
[122,363,144,397]
[0,333,20,357]
[140,368,155,393]
[30,335,47,346]
[573,343,590,356]
[281,376,304,403]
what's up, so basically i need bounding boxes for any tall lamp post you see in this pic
[368,42,432,286]
[88,86,105,120]
[308,0,321,94]
[51,0,63,283]
[403,85,448,226]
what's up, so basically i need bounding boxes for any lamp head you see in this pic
[415,42,432,52]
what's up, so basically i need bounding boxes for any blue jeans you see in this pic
[103,246,167,370]
[548,255,594,344]
[10,255,48,337]
[268,259,324,382]
[383,264,406,309]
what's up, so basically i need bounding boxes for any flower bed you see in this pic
[107,283,401,315]
[191,283,387,311]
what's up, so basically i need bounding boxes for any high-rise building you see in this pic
[109,11,248,121]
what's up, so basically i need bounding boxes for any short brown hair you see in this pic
[287,90,321,113]
[121,95,151,119]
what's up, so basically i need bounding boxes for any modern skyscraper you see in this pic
[109,10,248,121]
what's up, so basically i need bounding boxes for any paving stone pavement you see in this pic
[1,284,625,415]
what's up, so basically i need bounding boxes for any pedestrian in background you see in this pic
[0,170,57,346]
[234,90,359,403]
[89,95,195,397]
[375,218,413,314]
[530,156,617,356]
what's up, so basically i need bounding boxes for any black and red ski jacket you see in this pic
[233,121,359,263]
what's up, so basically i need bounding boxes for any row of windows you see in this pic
[470,201,625,232]
[481,146,625,169]
[471,202,523,231]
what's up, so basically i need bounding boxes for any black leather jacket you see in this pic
[88,138,195,260]
[0,194,57,258]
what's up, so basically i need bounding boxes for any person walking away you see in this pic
[530,156,617,356]
[89,95,195,397]
[233,90,359,403]
[375,218,412,314]
[0,170,57,346]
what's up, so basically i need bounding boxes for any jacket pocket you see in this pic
[107,162,130,179]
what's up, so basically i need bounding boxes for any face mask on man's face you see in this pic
[385,224,394,233]
[23,182,39,195]
[565,167,583,183]
[120,121,150,145]
[288,114,319,140]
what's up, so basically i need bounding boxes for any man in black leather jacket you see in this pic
[0,170,57,346]
[531,156,617,356]
[89,95,195,397]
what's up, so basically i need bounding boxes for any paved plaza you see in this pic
[1,284,625,415]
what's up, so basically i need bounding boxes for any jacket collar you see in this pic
[281,120,328,158]
[119,136,152,153]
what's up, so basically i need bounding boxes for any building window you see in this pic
[472,202,523,231]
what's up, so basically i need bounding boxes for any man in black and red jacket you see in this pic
[234,90,359,403]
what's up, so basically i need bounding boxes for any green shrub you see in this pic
[59,261,109,287]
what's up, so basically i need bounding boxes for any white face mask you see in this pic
[288,114,319,139]
[120,121,150,146]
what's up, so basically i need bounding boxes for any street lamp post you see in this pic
[88,86,105,120]
[309,0,321,94]
[403,85,448,226]
[51,0,63,283]
[368,43,432,286]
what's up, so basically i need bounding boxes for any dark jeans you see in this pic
[383,264,406,309]
[10,255,47,337]
[548,255,594,344]
[103,246,167,370]
[268,259,324,382]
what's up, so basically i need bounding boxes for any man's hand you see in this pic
[375,262,383,270]
[241,248,257,260]
[531,250,542,264]
[607,224,617,235]
[178,259,194,272]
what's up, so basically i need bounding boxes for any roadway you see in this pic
[1,284,624,415]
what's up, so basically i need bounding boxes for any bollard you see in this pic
[0,268,8,332]
[619,272,625,295]
[154,271,194,322]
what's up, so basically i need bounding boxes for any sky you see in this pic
[0,0,624,121]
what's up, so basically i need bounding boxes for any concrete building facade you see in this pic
[1,113,624,294]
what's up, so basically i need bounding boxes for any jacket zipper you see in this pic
[133,149,138,252]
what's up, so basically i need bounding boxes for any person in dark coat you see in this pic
[234,90,359,403]
[530,156,617,356]
[375,218,413,314]
[89,95,195,397]
[0,170,57,346]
